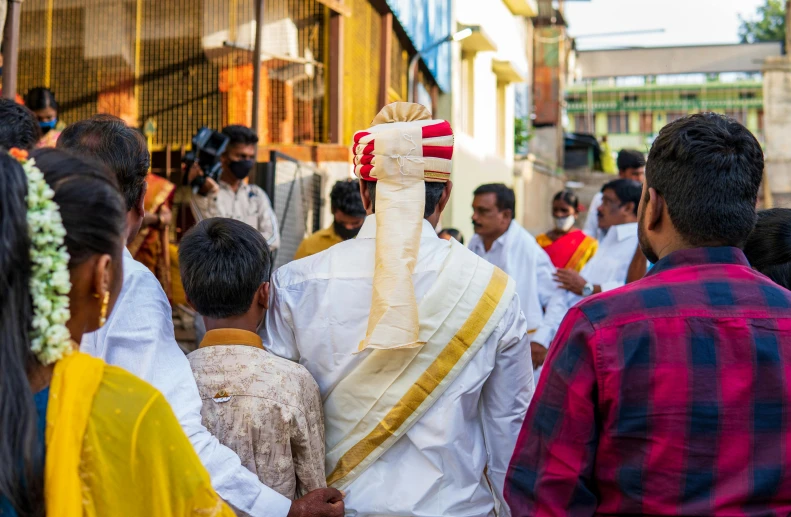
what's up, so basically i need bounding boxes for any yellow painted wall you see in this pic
[628,112,640,134]
[595,112,608,135]
[653,111,667,133]
[747,108,759,133]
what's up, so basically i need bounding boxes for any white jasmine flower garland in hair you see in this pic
[12,148,73,365]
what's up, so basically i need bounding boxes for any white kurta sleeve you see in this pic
[600,279,626,292]
[531,289,574,349]
[480,294,534,515]
[582,192,603,238]
[265,271,301,362]
[82,263,292,517]
[535,247,557,310]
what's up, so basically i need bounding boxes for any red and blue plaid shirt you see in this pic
[506,247,791,516]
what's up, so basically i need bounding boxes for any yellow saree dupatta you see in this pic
[45,351,105,515]
[44,351,234,516]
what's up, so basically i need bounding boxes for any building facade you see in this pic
[442,0,536,235]
[566,75,764,152]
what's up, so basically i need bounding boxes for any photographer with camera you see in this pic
[189,125,280,251]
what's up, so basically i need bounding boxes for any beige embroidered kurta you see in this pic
[187,329,325,500]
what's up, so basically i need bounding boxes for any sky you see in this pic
[564,0,767,51]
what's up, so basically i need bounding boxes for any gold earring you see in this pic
[99,291,110,327]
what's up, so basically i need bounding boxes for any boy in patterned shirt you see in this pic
[180,217,326,500]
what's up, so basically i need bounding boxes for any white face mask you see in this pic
[553,215,576,232]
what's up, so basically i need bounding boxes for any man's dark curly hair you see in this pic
[330,180,366,217]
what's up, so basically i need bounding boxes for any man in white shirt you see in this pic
[468,183,557,376]
[532,178,642,366]
[61,115,343,517]
[583,149,646,239]
[267,103,533,517]
[189,125,280,251]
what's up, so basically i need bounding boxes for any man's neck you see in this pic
[220,170,242,193]
[654,236,693,262]
[204,314,260,335]
[481,224,510,252]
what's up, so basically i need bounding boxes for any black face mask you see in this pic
[229,159,255,179]
[334,219,361,241]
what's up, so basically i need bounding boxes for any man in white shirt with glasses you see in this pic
[532,178,642,370]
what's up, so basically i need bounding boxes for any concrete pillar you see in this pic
[762,57,791,206]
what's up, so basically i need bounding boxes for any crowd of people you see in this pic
[1,94,791,517]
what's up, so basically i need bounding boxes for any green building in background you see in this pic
[565,75,764,152]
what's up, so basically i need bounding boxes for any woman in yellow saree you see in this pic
[128,173,176,299]
[0,148,234,516]
[536,190,598,272]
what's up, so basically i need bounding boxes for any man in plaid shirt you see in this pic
[505,113,791,516]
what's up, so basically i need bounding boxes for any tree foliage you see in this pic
[514,117,531,156]
[739,0,786,44]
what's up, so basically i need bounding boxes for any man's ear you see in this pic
[646,188,664,231]
[359,180,374,214]
[257,282,271,310]
[437,180,453,214]
[136,182,147,219]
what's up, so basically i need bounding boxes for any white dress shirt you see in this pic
[468,220,556,333]
[192,180,280,250]
[266,215,533,517]
[582,191,604,240]
[81,248,291,517]
[532,222,638,348]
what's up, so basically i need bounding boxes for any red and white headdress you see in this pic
[352,103,454,183]
[351,103,455,352]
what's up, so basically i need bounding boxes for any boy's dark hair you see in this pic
[180,218,272,319]
[330,180,365,217]
[744,208,791,290]
[473,183,516,219]
[646,112,763,248]
[602,178,642,216]
[617,149,646,172]
[366,181,445,219]
[0,99,41,151]
[57,114,150,211]
[222,125,259,146]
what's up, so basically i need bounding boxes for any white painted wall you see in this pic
[442,0,531,233]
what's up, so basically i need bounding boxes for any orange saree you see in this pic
[129,174,175,299]
[536,229,598,272]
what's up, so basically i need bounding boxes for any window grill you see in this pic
[18,0,328,149]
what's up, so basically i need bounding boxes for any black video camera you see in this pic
[182,127,230,191]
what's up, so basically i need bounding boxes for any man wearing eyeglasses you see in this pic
[583,149,646,240]
[530,178,641,370]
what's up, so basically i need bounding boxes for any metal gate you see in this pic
[256,150,323,270]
